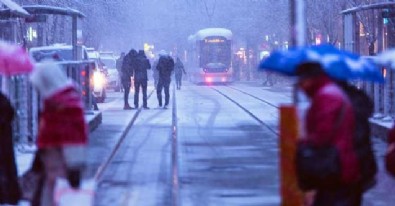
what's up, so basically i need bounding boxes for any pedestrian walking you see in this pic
[233,54,241,81]
[133,50,151,109]
[121,49,137,110]
[0,92,21,205]
[116,52,126,92]
[152,57,159,90]
[174,57,186,90]
[29,61,88,206]
[156,50,174,109]
[294,62,362,206]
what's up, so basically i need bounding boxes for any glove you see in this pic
[67,169,81,189]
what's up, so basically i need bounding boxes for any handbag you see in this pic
[19,151,44,202]
[295,104,345,191]
[296,143,341,190]
[54,178,96,206]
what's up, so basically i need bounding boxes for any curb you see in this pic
[85,111,102,132]
[371,121,392,142]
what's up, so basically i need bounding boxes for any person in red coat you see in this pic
[29,61,88,206]
[296,62,362,206]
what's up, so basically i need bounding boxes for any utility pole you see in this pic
[289,0,306,47]
[289,0,296,47]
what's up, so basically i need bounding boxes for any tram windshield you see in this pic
[200,38,231,68]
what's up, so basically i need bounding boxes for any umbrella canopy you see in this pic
[0,41,34,76]
[259,44,384,83]
[374,49,395,69]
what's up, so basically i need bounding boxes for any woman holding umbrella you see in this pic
[295,62,361,205]
[259,44,384,206]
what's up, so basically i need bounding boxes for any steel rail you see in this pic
[171,83,180,206]
[94,90,155,180]
[211,87,279,136]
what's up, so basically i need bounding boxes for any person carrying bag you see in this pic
[294,62,362,206]
[296,104,345,191]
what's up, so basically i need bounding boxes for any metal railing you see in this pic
[0,60,94,150]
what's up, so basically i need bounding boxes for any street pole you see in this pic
[296,0,306,46]
[289,0,306,47]
[289,0,296,47]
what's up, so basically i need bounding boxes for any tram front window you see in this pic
[200,40,231,68]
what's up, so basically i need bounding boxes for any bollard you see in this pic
[279,105,304,206]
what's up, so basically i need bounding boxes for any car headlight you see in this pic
[93,71,106,89]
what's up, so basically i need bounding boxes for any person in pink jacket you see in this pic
[296,62,361,206]
[30,61,88,206]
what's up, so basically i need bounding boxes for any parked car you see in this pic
[100,56,121,92]
[87,49,107,103]
[29,44,107,103]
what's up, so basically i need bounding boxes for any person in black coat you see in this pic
[174,57,186,90]
[133,50,151,109]
[156,51,174,108]
[0,92,21,205]
[121,49,137,110]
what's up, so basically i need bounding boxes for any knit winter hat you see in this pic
[29,60,73,99]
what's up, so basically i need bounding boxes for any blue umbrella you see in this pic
[259,44,384,83]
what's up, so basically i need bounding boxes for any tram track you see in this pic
[94,90,155,180]
[171,84,179,206]
[226,85,280,109]
[94,86,180,205]
[211,87,279,136]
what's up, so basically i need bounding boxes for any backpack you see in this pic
[341,83,377,191]
[158,56,174,75]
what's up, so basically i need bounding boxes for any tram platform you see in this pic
[371,118,393,142]
[85,110,102,132]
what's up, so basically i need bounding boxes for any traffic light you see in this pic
[24,15,47,23]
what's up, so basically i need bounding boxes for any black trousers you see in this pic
[157,79,170,106]
[123,81,131,106]
[175,75,182,89]
[313,185,362,206]
[134,80,148,107]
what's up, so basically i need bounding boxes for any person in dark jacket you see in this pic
[0,92,21,205]
[174,57,186,90]
[133,50,151,109]
[116,52,126,92]
[295,62,362,206]
[156,50,174,109]
[122,49,137,110]
[387,122,395,177]
[152,57,159,90]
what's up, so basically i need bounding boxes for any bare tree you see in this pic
[306,0,347,45]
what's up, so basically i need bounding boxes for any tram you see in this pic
[187,28,233,84]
